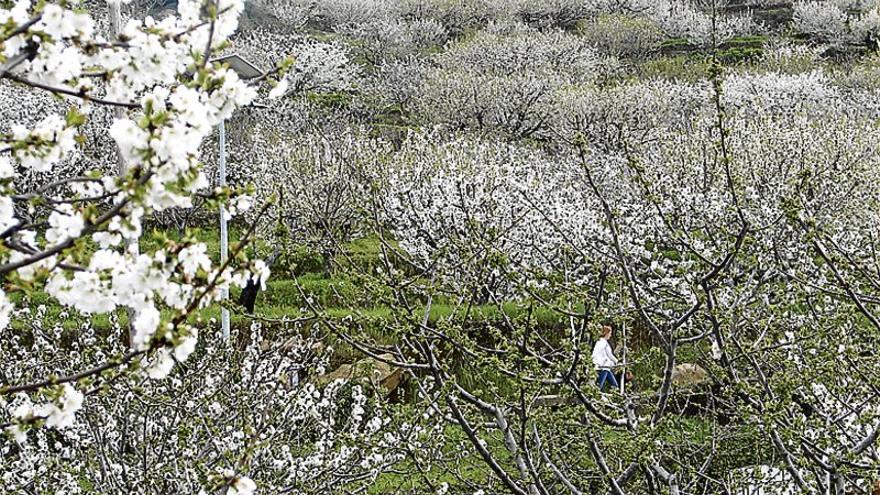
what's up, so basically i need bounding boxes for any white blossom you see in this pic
[228,475,257,495]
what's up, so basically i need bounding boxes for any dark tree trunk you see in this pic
[237,246,282,314]
[238,279,259,314]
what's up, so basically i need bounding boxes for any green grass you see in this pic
[721,35,769,48]
[366,414,771,493]
[10,225,778,491]
[368,425,499,493]
[639,55,713,81]
[11,274,570,339]
[660,37,694,51]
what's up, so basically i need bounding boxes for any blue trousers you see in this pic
[597,369,619,391]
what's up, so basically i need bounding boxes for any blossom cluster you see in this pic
[793,0,880,44]
[1,317,435,494]
[405,26,617,138]
[375,64,880,488]
[0,0,284,448]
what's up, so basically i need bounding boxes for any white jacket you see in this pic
[592,338,618,370]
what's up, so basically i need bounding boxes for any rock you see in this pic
[315,353,403,395]
[671,363,710,388]
[381,368,404,395]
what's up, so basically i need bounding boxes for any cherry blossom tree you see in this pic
[0,1,287,483]
[251,125,391,275]
[1,316,429,494]
[343,55,880,493]
[5,1,880,493]
[793,0,880,45]
[410,27,617,138]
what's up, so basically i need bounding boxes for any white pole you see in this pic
[108,2,122,53]
[620,320,626,394]
[219,120,230,340]
[109,1,140,346]
[108,4,124,180]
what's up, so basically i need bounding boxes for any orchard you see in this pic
[2,1,880,494]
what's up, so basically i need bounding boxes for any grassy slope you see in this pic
[12,226,773,491]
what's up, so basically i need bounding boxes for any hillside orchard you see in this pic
[3,0,880,494]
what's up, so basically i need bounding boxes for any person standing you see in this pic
[592,325,619,391]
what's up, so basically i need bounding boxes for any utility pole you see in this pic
[620,320,627,394]
[210,54,264,342]
[109,0,139,345]
[108,1,122,48]
[219,120,230,340]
